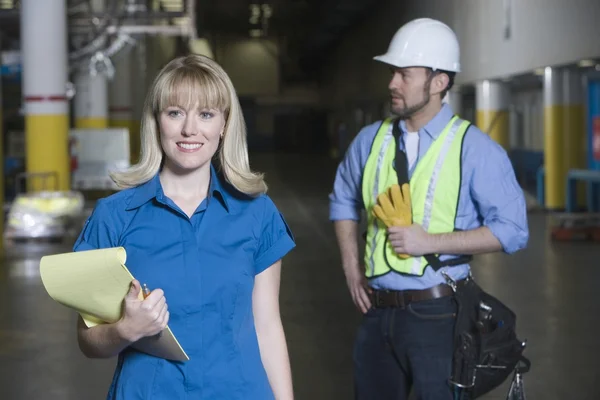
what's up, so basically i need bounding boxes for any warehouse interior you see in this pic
[1,0,600,399]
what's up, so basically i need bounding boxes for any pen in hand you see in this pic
[142,283,151,299]
[141,282,165,338]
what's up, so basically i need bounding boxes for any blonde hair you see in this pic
[110,54,267,196]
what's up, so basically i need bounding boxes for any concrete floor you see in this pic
[1,153,599,399]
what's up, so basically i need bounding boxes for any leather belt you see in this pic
[369,279,466,309]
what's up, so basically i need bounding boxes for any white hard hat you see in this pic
[374,18,461,72]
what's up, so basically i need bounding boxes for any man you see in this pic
[329,18,529,399]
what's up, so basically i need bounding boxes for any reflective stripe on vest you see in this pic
[361,116,470,277]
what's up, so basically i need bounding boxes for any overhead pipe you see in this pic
[68,0,196,78]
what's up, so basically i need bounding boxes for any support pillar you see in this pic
[74,0,107,129]
[476,80,510,149]
[131,39,147,164]
[109,50,136,163]
[563,68,586,207]
[21,0,70,191]
[544,67,565,209]
[444,88,463,117]
[74,69,108,128]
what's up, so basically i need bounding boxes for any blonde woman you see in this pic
[73,54,296,399]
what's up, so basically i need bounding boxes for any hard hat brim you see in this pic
[373,53,460,73]
[373,53,407,69]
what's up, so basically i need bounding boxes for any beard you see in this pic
[391,92,431,119]
[390,77,433,119]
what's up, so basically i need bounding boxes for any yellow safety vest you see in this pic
[361,115,471,277]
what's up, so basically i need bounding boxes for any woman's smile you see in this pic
[176,141,203,152]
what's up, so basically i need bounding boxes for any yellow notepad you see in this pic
[39,247,189,362]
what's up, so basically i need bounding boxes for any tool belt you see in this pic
[369,279,466,308]
[368,275,531,398]
[446,274,531,398]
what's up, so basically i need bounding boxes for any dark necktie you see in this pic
[392,119,410,186]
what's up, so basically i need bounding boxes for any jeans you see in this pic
[353,295,458,400]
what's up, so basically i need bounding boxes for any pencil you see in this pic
[142,283,151,299]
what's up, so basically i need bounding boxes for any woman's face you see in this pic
[158,101,225,173]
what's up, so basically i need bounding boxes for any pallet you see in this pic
[549,213,600,242]
[550,227,600,242]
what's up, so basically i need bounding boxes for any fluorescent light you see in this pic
[0,0,14,9]
[160,0,183,10]
[578,59,596,68]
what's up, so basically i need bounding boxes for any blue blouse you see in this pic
[73,164,296,399]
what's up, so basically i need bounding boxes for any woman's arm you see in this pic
[253,260,294,400]
[77,316,133,358]
[77,280,170,358]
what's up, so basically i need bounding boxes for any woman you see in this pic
[73,54,296,399]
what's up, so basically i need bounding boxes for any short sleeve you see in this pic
[254,196,296,275]
[73,199,118,252]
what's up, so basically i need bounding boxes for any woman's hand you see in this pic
[116,280,170,343]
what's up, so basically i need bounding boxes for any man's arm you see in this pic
[428,226,501,254]
[334,220,361,272]
[334,220,372,313]
[389,132,529,257]
[388,224,501,256]
[466,134,530,255]
[329,124,377,313]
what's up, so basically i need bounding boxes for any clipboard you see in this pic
[39,247,189,362]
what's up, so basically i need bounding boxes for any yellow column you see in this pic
[563,68,586,206]
[476,80,510,149]
[109,50,137,163]
[544,67,565,209]
[21,0,70,191]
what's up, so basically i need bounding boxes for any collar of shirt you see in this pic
[398,103,455,140]
[125,163,231,213]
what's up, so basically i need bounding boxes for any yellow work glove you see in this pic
[373,183,412,227]
[372,183,412,259]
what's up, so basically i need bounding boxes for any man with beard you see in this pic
[328,18,529,399]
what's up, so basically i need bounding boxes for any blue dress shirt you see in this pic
[329,104,529,290]
[74,164,296,399]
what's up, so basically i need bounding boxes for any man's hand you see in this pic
[388,224,432,257]
[344,266,372,314]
